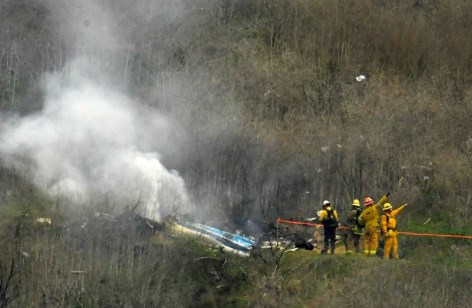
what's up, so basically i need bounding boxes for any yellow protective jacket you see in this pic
[319,206,339,222]
[381,204,407,235]
[358,195,388,229]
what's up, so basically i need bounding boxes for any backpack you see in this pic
[353,208,364,229]
[323,209,338,228]
[349,208,365,234]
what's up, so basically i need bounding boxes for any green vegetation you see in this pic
[1,201,470,307]
[0,0,471,306]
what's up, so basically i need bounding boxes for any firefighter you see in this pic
[358,193,389,256]
[319,200,339,254]
[381,202,408,260]
[345,199,363,254]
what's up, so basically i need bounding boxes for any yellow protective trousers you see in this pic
[362,226,379,256]
[383,231,399,260]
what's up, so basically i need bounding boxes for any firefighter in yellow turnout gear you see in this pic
[381,202,408,260]
[319,200,339,254]
[358,193,389,256]
[345,199,363,254]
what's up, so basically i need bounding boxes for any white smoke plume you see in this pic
[0,62,189,222]
[0,0,191,222]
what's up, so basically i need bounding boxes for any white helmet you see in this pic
[323,200,331,206]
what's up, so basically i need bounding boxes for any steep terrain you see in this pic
[0,0,471,306]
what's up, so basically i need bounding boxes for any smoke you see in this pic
[0,0,191,222]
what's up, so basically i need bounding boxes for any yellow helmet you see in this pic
[352,199,360,207]
[383,203,393,211]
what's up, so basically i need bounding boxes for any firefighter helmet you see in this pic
[383,203,393,211]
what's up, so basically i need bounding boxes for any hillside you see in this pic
[0,0,471,306]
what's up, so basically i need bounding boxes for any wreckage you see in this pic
[171,220,256,257]
[35,211,341,257]
[170,216,343,256]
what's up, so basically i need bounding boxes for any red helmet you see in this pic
[364,197,374,207]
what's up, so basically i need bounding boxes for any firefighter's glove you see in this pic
[404,203,408,207]
[387,230,395,237]
[386,192,390,197]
